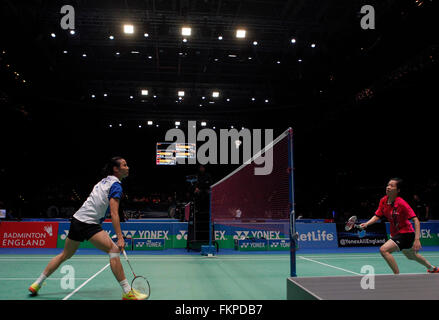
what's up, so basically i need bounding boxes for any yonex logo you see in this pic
[60,230,69,240]
[176,230,188,240]
[233,231,250,240]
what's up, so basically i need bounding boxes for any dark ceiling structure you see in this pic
[1,0,436,129]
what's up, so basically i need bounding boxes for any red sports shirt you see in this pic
[375,196,416,237]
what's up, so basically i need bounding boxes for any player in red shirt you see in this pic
[360,178,438,274]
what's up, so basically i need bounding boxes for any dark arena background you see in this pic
[0,0,438,311]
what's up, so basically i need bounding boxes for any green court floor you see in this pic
[1,251,439,300]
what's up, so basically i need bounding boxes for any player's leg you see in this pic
[379,239,400,274]
[88,230,142,299]
[88,230,126,282]
[43,237,80,277]
[401,249,437,271]
[29,237,80,295]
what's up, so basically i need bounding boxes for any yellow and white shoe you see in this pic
[122,289,148,300]
[28,283,41,296]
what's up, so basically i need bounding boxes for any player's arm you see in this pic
[412,216,422,251]
[360,215,380,229]
[109,197,125,250]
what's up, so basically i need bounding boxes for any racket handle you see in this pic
[122,249,128,260]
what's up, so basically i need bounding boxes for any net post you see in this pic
[288,127,297,277]
[201,187,216,256]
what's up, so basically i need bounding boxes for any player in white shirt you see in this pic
[28,157,147,300]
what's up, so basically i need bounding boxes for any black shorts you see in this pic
[391,232,415,250]
[67,217,103,242]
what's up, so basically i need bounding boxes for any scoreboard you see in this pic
[156,142,196,165]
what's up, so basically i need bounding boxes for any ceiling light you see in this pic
[311,43,316,48]
[212,91,220,98]
[181,27,191,36]
[218,36,223,40]
[109,35,114,40]
[175,121,181,126]
[201,122,207,127]
[70,30,75,35]
[144,33,149,38]
[51,33,56,38]
[178,91,185,97]
[291,38,296,44]
[148,121,153,125]
[124,25,134,34]
[253,41,258,46]
[141,90,149,96]
[182,38,187,43]
[236,29,246,38]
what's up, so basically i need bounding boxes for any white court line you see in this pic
[0,278,88,281]
[62,263,110,300]
[299,256,361,275]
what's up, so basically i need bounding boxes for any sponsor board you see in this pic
[268,239,290,251]
[234,239,268,251]
[0,222,59,248]
[214,222,289,249]
[295,223,338,249]
[337,223,387,247]
[57,222,188,249]
[216,222,338,249]
[133,239,165,251]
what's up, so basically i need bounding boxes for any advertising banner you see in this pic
[57,221,188,249]
[215,222,338,250]
[0,222,59,248]
[133,239,165,251]
[336,223,387,247]
[214,222,289,249]
[296,223,338,249]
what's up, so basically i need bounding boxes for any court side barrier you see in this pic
[1,220,439,249]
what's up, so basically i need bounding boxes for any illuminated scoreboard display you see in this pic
[156,142,196,165]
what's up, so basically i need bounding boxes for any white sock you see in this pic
[119,279,131,294]
[35,273,47,285]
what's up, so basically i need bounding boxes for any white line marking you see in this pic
[62,263,110,300]
[299,256,361,275]
[0,278,89,281]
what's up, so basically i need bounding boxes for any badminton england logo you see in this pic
[163,122,274,175]
[44,225,53,237]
